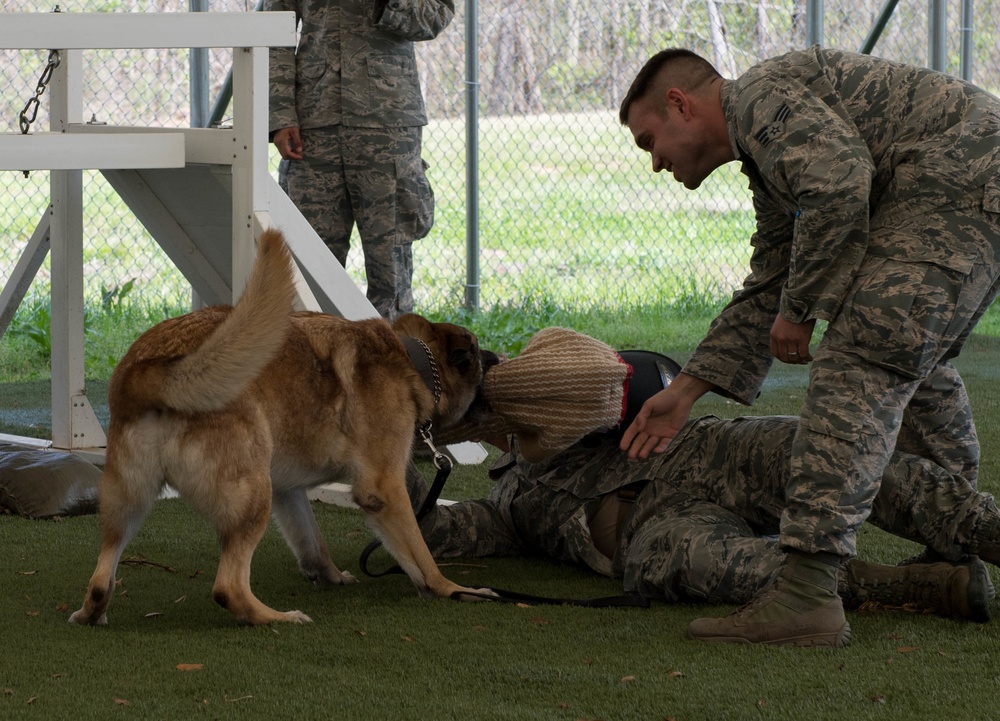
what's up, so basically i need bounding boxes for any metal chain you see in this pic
[19,49,61,135]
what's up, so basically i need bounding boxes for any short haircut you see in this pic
[619,49,721,126]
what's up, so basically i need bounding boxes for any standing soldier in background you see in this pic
[267,0,455,320]
[617,47,1000,647]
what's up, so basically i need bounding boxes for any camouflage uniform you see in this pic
[266,0,455,319]
[682,47,1000,558]
[418,415,1000,604]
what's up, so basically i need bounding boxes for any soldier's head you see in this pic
[619,49,733,190]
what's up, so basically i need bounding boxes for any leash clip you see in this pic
[419,421,453,472]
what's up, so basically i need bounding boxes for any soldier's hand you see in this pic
[619,374,710,459]
[274,126,304,160]
[770,316,815,364]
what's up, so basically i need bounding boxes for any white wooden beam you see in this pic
[49,167,106,451]
[0,214,49,338]
[67,125,237,166]
[101,168,233,306]
[0,11,297,50]
[264,181,381,321]
[0,133,185,171]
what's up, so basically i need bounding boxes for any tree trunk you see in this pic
[566,0,580,67]
[604,1,625,106]
[706,0,735,77]
[757,0,776,58]
[488,0,543,115]
[790,0,808,48]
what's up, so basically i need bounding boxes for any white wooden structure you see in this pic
[0,11,382,462]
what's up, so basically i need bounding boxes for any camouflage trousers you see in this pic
[619,419,1000,604]
[278,125,434,320]
[416,416,1000,605]
[784,190,1000,557]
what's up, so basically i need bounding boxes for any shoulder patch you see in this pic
[754,104,791,147]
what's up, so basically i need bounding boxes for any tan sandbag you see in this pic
[0,443,100,518]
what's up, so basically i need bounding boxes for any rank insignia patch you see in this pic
[754,104,791,147]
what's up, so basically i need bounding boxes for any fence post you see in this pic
[928,0,947,71]
[806,0,824,46]
[960,0,974,81]
[189,0,209,128]
[464,0,480,313]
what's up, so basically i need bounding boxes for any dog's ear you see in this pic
[392,312,425,338]
[445,330,478,373]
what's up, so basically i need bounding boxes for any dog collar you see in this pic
[401,336,441,407]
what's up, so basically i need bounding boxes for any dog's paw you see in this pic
[68,609,108,626]
[322,569,357,585]
[450,587,499,603]
[279,610,313,624]
[311,568,358,587]
[304,563,359,587]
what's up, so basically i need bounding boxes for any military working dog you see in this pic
[70,229,495,626]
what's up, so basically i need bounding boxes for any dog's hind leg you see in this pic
[209,473,312,625]
[271,488,357,586]
[69,459,160,626]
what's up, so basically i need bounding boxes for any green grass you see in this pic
[4,500,999,721]
[3,317,1000,720]
[3,334,1000,720]
[420,112,755,311]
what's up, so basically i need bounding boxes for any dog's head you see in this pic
[393,313,501,428]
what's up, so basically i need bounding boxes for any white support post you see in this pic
[229,45,271,300]
[48,48,106,450]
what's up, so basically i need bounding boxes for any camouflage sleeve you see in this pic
[734,65,873,324]
[682,188,789,404]
[418,495,526,559]
[265,0,300,134]
[408,456,524,558]
[374,0,456,41]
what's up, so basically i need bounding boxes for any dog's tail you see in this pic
[138,228,296,414]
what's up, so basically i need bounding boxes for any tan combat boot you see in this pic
[843,557,991,623]
[972,518,1000,571]
[898,547,995,599]
[687,551,851,647]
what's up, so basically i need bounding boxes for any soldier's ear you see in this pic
[665,88,690,118]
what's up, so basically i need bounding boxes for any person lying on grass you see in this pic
[417,329,999,640]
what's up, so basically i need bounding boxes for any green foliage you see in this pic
[0,285,188,383]
[100,277,136,311]
[6,297,52,358]
[425,294,724,359]
[436,297,575,356]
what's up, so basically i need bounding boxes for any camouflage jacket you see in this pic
[419,419,715,579]
[265,0,455,132]
[684,46,1000,404]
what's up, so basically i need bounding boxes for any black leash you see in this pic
[358,426,650,609]
[451,588,650,608]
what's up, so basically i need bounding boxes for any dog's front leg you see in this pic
[356,475,495,601]
[272,488,357,586]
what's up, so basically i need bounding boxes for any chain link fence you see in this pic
[3,1,1000,323]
